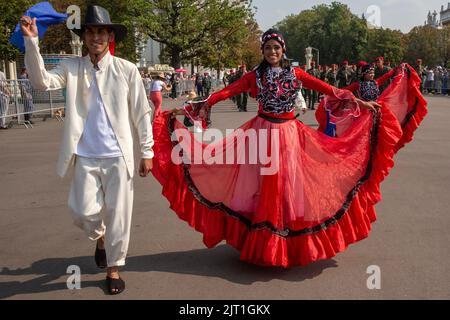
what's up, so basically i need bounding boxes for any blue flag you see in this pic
[324,109,337,138]
[9,1,68,53]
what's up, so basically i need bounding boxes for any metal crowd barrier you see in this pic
[165,79,222,98]
[0,79,65,128]
[421,80,449,95]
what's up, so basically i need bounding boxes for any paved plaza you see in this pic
[0,96,449,299]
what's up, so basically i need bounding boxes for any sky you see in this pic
[252,0,448,33]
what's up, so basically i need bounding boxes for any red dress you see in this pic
[151,64,427,267]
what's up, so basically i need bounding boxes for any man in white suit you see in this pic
[20,5,154,294]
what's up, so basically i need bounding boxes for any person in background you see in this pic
[306,60,320,110]
[0,69,11,129]
[434,66,442,95]
[170,73,180,100]
[442,67,448,96]
[414,59,426,93]
[195,73,204,97]
[149,72,171,118]
[19,68,35,124]
[142,73,152,97]
[426,67,435,94]
[337,60,352,88]
[202,72,212,97]
[235,65,248,112]
[374,56,392,93]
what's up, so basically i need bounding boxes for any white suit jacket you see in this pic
[24,36,154,178]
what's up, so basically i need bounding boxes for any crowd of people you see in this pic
[273,56,449,111]
[414,59,449,95]
[151,55,448,115]
[140,70,217,101]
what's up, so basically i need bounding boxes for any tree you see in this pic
[362,28,405,64]
[276,2,368,65]
[1,0,142,62]
[132,0,255,68]
[39,0,83,55]
[0,0,34,61]
[437,27,450,68]
[199,14,262,76]
[236,19,262,69]
[405,26,441,67]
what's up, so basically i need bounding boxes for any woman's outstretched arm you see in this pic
[343,81,360,93]
[295,68,380,111]
[206,72,253,106]
[376,68,396,87]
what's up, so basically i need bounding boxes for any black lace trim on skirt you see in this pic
[166,110,389,238]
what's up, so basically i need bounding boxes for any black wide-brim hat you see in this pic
[72,5,127,42]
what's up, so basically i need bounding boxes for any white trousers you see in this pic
[68,156,133,267]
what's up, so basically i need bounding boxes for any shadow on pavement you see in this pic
[0,245,337,299]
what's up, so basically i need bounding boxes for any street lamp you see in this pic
[70,31,83,56]
[305,46,320,68]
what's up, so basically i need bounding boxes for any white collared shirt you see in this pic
[151,80,164,92]
[76,68,122,158]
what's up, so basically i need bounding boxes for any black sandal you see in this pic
[106,276,125,295]
[95,241,107,269]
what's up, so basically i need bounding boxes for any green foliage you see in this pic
[276,2,368,65]
[132,0,257,68]
[362,28,405,64]
[405,26,450,67]
[2,0,448,70]
[199,15,262,72]
[275,1,450,67]
[0,0,142,62]
[0,0,35,61]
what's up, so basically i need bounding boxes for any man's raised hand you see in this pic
[20,16,38,38]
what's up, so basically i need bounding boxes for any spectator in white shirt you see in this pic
[150,72,171,118]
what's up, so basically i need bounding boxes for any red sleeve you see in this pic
[294,68,337,96]
[375,68,395,87]
[207,72,253,106]
[343,81,360,93]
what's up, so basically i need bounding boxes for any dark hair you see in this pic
[261,28,286,49]
[256,29,289,77]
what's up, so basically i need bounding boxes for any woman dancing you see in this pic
[151,29,427,268]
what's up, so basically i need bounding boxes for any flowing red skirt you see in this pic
[151,64,427,267]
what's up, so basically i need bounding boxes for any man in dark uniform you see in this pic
[350,61,368,85]
[202,72,212,97]
[301,64,308,101]
[326,64,339,87]
[414,59,426,93]
[228,69,237,104]
[306,60,320,110]
[374,56,392,93]
[235,64,248,112]
[320,65,328,82]
[337,60,352,88]
[350,64,358,84]
[318,65,330,103]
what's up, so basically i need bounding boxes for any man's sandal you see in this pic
[106,276,125,295]
[95,241,107,269]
